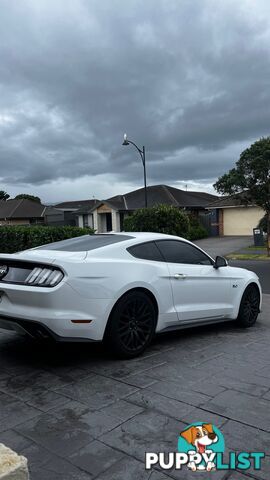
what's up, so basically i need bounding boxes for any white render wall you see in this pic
[88,214,94,229]
[111,210,120,232]
[91,209,120,233]
[98,213,107,232]
[93,210,98,231]
[78,214,94,229]
[78,215,83,228]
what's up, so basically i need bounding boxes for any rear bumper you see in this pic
[0,315,97,342]
[0,281,113,341]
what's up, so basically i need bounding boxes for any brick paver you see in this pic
[0,295,269,479]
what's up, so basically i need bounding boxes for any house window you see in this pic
[30,218,44,225]
[83,215,89,227]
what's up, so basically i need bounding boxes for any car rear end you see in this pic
[0,249,111,342]
[0,234,138,342]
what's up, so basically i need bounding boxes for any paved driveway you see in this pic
[0,294,269,479]
[194,236,253,258]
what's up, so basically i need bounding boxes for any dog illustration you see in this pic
[180,424,218,471]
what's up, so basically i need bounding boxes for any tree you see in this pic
[0,191,10,201]
[123,204,190,238]
[214,137,270,255]
[15,194,41,203]
[258,214,267,233]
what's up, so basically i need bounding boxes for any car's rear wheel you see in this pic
[237,284,260,328]
[105,290,157,358]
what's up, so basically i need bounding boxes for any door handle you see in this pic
[174,273,187,279]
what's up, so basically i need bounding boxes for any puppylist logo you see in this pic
[178,423,224,471]
[145,422,265,472]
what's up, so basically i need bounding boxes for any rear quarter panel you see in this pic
[64,254,178,330]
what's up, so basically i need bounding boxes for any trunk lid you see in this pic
[0,249,87,265]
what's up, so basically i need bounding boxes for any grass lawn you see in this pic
[226,242,270,260]
[226,252,270,260]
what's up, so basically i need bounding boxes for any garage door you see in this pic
[223,207,264,236]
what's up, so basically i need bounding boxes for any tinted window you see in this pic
[36,234,134,252]
[156,240,212,265]
[127,241,164,261]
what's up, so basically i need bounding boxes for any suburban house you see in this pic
[0,188,264,236]
[54,200,99,226]
[207,193,264,236]
[0,199,63,226]
[76,185,218,233]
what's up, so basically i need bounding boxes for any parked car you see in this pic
[0,232,262,358]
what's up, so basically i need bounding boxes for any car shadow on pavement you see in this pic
[0,318,259,370]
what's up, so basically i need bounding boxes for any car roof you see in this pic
[111,232,187,241]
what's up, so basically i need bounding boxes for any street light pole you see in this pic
[122,134,148,208]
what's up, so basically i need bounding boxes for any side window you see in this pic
[156,240,212,265]
[127,241,164,261]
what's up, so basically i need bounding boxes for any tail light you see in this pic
[0,261,64,288]
[25,267,64,287]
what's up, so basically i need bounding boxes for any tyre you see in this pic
[105,290,157,358]
[237,284,260,328]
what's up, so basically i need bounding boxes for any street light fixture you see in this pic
[122,133,148,208]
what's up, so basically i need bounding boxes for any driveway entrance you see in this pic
[194,236,253,258]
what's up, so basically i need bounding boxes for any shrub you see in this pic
[257,214,267,233]
[0,225,94,253]
[123,204,190,237]
[187,214,208,240]
[188,224,208,240]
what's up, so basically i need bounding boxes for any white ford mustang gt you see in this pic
[0,232,262,358]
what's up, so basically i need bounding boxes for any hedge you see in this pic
[0,225,94,254]
[123,204,190,238]
[123,205,209,241]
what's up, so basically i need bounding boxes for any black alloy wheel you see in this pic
[237,284,260,328]
[105,290,157,358]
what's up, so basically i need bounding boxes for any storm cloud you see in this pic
[0,0,270,201]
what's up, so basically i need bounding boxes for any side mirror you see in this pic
[214,256,228,269]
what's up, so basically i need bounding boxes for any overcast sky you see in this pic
[0,0,270,203]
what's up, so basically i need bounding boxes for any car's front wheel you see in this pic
[105,290,157,358]
[237,284,260,328]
